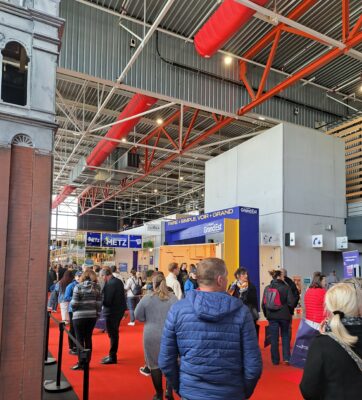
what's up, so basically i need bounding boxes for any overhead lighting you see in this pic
[156,118,163,125]
[177,202,181,206]
[258,116,266,121]
[117,205,121,210]
[179,176,184,181]
[154,189,158,193]
[135,198,139,202]
[121,138,127,143]
[201,193,204,198]
[224,56,233,66]
[156,209,160,213]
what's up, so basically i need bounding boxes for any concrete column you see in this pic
[0,145,52,399]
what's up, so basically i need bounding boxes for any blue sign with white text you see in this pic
[343,250,359,278]
[86,232,101,247]
[102,233,129,248]
[129,235,142,248]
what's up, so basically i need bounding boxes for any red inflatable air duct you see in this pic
[86,93,157,167]
[51,185,76,209]
[194,0,269,58]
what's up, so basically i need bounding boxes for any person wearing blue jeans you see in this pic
[269,319,291,364]
[262,269,295,365]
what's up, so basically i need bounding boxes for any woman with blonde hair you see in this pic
[135,272,178,400]
[300,283,362,399]
[70,269,102,370]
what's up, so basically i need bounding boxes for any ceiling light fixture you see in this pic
[121,138,127,142]
[224,55,233,66]
[156,118,163,125]
[135,198,139,202]
[179,176,184,180]
[258,116,266,121]
[154,189,158,193]
[177,202,181,206]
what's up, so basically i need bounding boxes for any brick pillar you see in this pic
[0,145,52,399]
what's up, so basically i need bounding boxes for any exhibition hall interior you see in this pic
[0,0,362,399]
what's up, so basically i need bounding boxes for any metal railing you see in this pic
[44,311,90,400]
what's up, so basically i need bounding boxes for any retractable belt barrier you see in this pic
[44,311,91,400]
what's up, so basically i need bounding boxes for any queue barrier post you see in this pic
[80,349,91,400]
[44,310,56,365]
[44,321,72,392]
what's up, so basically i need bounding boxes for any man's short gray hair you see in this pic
[196,258,227,286]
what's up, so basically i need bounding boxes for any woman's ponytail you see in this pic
[325,283,359,347]
[329,312,358,347]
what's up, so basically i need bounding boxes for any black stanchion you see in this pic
[80,349,91,400]
[44,311,56,365]
[44,321,72,392]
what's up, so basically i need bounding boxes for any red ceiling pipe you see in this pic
[52,93,157,208]
[51,185,76,209]
[86,93,157,167]
[194,0,269,58]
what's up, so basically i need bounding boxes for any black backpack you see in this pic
[131,278,143,296]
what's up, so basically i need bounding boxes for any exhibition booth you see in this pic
[161,206,260,295]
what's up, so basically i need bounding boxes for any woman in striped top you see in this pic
[70,269,102,370]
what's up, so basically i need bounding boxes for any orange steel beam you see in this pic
[281,26,328,45]
[182,109,199,148]
[349,15,362,39]
[257,29,281,98]
[137,108,186,146]
[78,19,362,216]
[239,30,362,115]
[342,0,350,42]
[242,0,318,61]
[240,62,256,100]
[145,130,162,172]
[161,127,178,150]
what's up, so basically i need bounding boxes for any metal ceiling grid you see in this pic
[54,0,362,224]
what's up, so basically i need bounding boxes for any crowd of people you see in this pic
[47,260,362,400]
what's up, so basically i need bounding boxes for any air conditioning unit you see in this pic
[117,151,140,171]
[69,157,87,183]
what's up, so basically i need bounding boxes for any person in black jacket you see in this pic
[300,282,362,400]
[99,266,127,364]
[229,267,259,337]
[281,268,300,311]
[262,270,295,365]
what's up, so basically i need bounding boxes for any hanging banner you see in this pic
[342,250,360,278]
[129,235,142,248]
[86,232,101,247]
[102,233,129,248]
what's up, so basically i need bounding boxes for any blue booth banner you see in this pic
[343,250,360,278]
[129,235,142,249]
[86,232,142,249]
[86,232,101,247]
[102,233,129,248]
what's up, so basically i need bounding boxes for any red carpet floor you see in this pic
[48,314,303,400]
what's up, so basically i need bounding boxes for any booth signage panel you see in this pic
[86,232,101,247]
[168,219,224,242]
[119,263,128,272]
[129,235,142,248]
[102,233,128,248]
[343,250,359,278]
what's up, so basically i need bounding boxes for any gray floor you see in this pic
[43,354,79,400]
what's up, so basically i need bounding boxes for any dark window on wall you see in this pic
[1,41,28,106]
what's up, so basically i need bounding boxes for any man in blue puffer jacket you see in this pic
[159,257,262,400]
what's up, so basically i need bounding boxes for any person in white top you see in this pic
[166,262,183,300]
[124,269,142,326]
